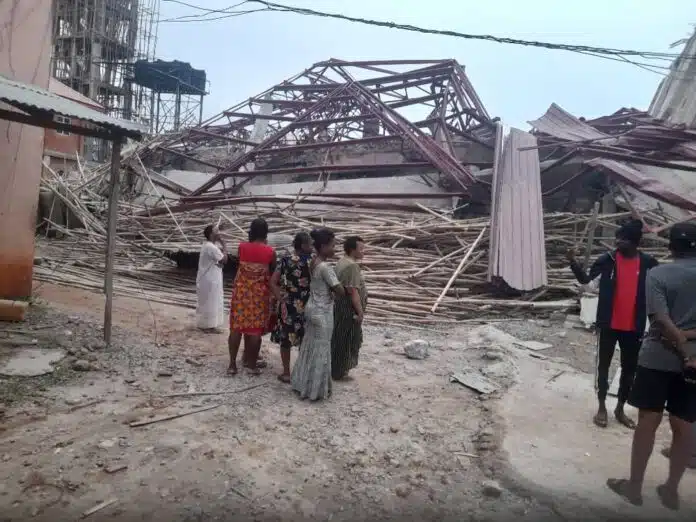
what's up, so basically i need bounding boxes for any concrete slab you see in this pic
[0,348,65,377]
[500,353,696,520]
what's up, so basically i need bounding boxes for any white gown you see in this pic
[196,241,225,329]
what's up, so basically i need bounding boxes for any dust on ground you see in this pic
[0,283,693,521]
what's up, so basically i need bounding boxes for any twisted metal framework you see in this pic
[143,59,498,206]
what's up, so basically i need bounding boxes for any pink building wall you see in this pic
[0,2,52,298]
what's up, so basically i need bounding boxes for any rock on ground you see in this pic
[404,339,430,360]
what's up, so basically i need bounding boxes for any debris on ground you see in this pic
[451,371,499,395]
[404,339,430,360]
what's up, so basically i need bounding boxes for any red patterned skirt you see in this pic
[229,262,272,336]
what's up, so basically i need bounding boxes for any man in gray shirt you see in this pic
[607,223,696,511]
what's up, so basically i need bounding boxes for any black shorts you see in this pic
[628,366,696,423]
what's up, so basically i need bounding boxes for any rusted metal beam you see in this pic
[252,135,400,154]
[141,194,457,218]
[159,147,223,170]
[315,59,451,67]
[211,162,440,181]
[188,128,257,146]
[580,147,696,173]
[223,111,299,122]
[270,69,452,93]
[182,191,467,204]
[445,124,495,149]
[190,84,353,196]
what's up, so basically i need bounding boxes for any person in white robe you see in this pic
[196,225,228,332]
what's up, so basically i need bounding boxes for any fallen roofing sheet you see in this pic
[676,142,696,160]
[488,127,547,291]
[586,158,696,213]
[528,103,609,142]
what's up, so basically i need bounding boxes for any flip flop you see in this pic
[226,366,238,377]
[657,484,679,511]
[606,478,643,506]
[277,374,291,384]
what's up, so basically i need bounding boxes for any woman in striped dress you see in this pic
[331,236,367,381]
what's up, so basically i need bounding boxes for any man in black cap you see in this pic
[607,222,696,511]
[567,219,658,429]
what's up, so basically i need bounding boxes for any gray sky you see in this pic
[156,0,695,128]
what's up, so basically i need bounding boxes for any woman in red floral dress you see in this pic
[227,218,276,376]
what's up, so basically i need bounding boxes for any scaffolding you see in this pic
[51,0,159,158]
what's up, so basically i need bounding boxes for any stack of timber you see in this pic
[34,167,669,326]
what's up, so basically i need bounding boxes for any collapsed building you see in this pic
[126,58,498,209]
[34,42,696,324]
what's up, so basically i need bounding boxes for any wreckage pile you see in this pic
[34,56,696,326]
[34,166,669,326]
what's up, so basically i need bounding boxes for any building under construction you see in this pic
[51,0,160,122]
[51,0,207,158]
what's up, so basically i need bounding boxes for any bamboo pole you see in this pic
[431,227,486,313]
[104,139,122,345]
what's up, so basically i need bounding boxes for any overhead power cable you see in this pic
[159,0,693,78]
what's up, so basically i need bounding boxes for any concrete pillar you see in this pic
[0,2,52,298]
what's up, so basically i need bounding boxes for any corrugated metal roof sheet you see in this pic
[649,30,696,128]
[48,78,104,111]
[586,158,696,213]
[0,74,144,138]
[676,141,696,159]
[488,127,547,291]
[528,103,609,142]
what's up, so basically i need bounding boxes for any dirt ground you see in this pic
[0,283,694,521]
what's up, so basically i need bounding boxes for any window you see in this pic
[54,115,71,136]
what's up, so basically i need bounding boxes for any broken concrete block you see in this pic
[0,299,29,322]
[404,340,430,360]
[72,359,92,372]
[482,480,503,498]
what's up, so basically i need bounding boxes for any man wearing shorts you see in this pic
[607,223,696,511]
[661,424,696,469]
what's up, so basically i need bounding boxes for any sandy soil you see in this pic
[0,283,693,521]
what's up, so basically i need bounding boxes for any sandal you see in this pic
[226,366,238,377]
[657,484,679,511]
[247,367,261,376]
[606,478,643,506]
[277,374,291,384]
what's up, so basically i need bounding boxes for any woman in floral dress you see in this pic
[270,232,313,383]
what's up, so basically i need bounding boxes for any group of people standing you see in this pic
[195,218,367,402]
[569,219,696,511]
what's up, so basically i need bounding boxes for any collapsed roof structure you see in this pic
[33,38,696,324]
[128,59,498,208]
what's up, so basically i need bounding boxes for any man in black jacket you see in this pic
[568,219,658,429]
